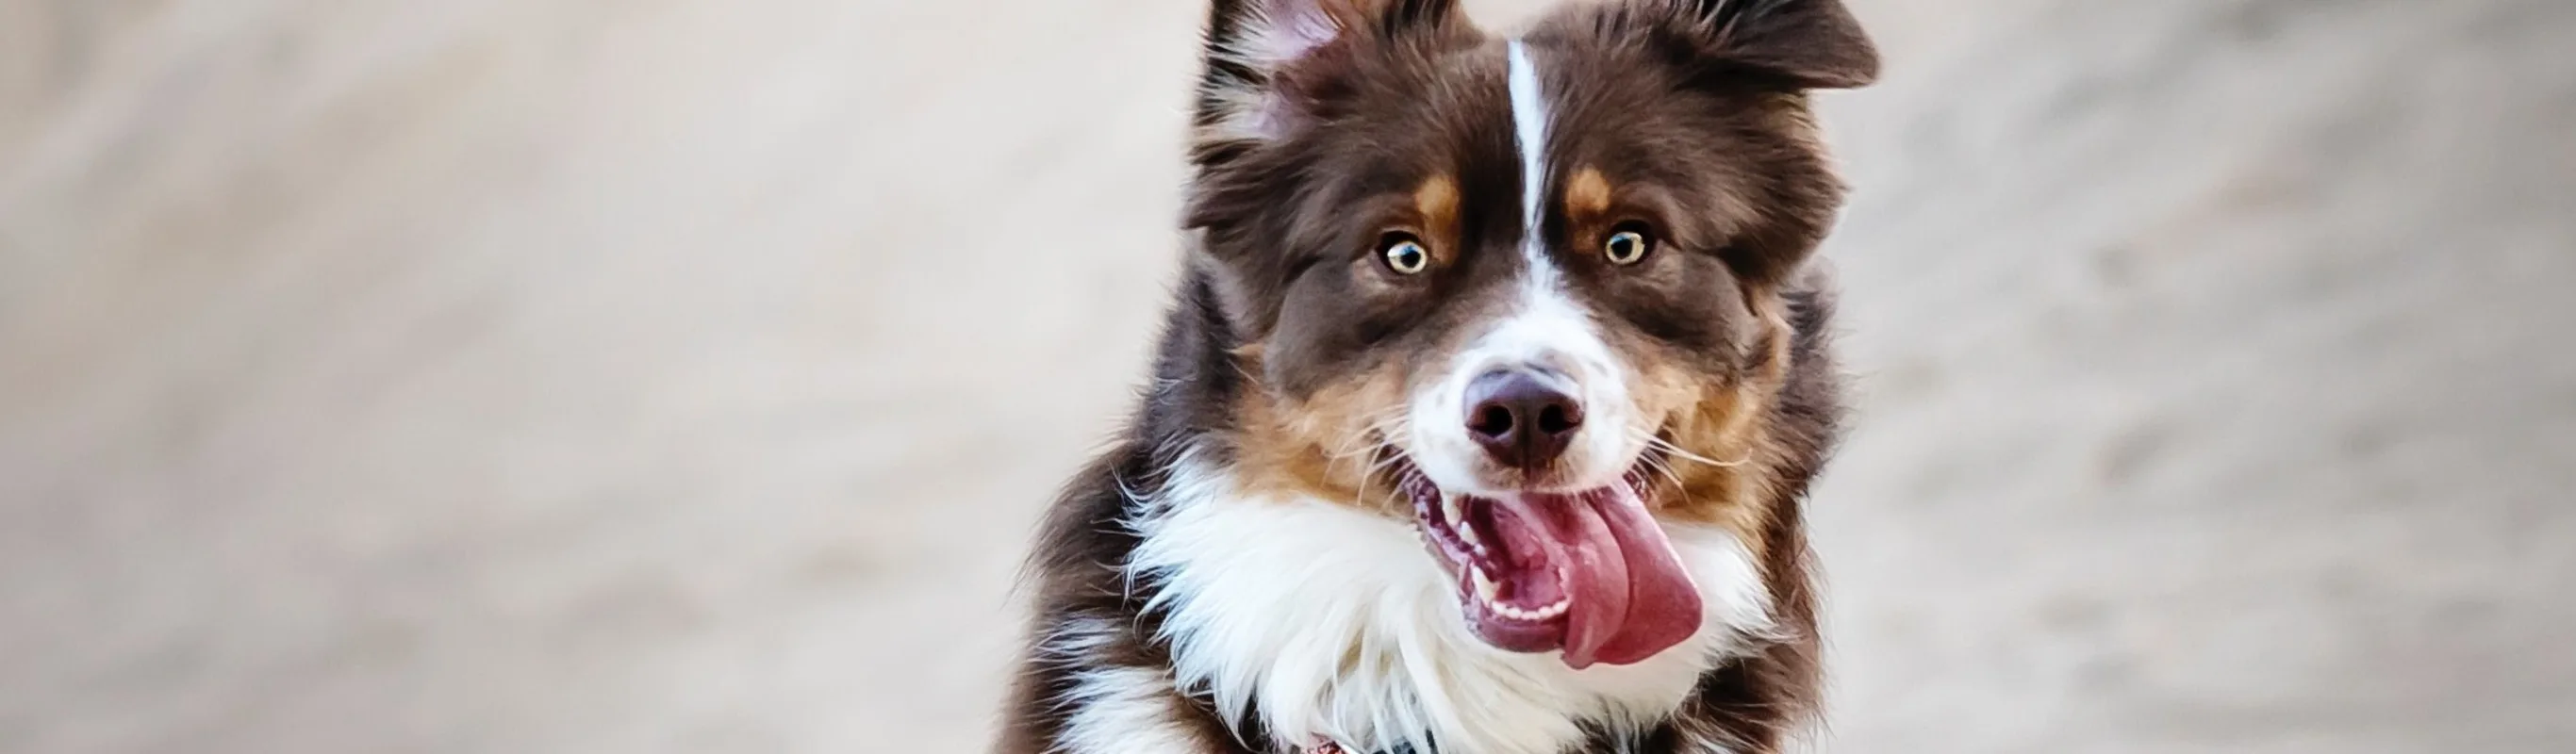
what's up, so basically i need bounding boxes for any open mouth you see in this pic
[1398,459,1704,669]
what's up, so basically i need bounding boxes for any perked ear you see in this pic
[1675,0,1879,90]
[1193,0,1461,145]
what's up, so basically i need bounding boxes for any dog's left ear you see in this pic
[1669,0,1878,90]
[1191,0,1462,149]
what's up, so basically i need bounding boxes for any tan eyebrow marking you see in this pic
[1413,173,1462,262]
[1566,167,1613,220]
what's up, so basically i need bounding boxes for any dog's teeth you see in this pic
[1472,567,1499,603]
[1444,495,1492,557]
[1533,599,1569,619]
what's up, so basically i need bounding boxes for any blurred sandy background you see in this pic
[4,0,2573,752]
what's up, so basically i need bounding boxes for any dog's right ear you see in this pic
[1192,0,1461,149]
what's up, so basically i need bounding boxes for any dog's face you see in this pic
[1188,0,1874,668]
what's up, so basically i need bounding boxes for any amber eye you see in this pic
[1605,226,1653,266]
[1380,234,1431,275]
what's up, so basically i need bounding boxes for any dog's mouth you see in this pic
[1397,458,1703,669]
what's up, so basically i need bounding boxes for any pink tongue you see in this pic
[1491,485,1704,668]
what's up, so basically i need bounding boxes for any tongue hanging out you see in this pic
[1419,476,1703,668]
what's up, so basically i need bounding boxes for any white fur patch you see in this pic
[1128,454,1775,754]
[1508,40,1552,242]
[1047,615,1207,754]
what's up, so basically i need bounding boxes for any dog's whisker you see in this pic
[1337,413,1417,507]
[1636,450,1687,494]
[1318,410,1413,489]
[1628,428,1753,469]
[1645,453,1687,491]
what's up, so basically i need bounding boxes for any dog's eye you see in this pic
[1380,234,1431,275]
[1605,226,1653,266]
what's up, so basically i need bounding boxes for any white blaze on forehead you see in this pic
[1497,38,1595,382]
[1507,40,1551,260]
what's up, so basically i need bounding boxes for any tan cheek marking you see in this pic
[1566,167,1613,221]
[1413,174,1461,264]
[1628,300,1802,559]
[1229,357,1413,513]
[1678,386,1780,537]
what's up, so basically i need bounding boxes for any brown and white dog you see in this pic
[1002,1,1875,752]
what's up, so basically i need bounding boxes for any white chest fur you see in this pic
[1126,462,1776,754]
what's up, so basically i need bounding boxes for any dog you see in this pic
[1000,1,1875,752]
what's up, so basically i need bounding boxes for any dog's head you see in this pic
[1185,0,1874,669]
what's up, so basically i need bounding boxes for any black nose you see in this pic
[1463,369,1584,472]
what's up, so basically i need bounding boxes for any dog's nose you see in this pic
[1463,368,1584,472]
